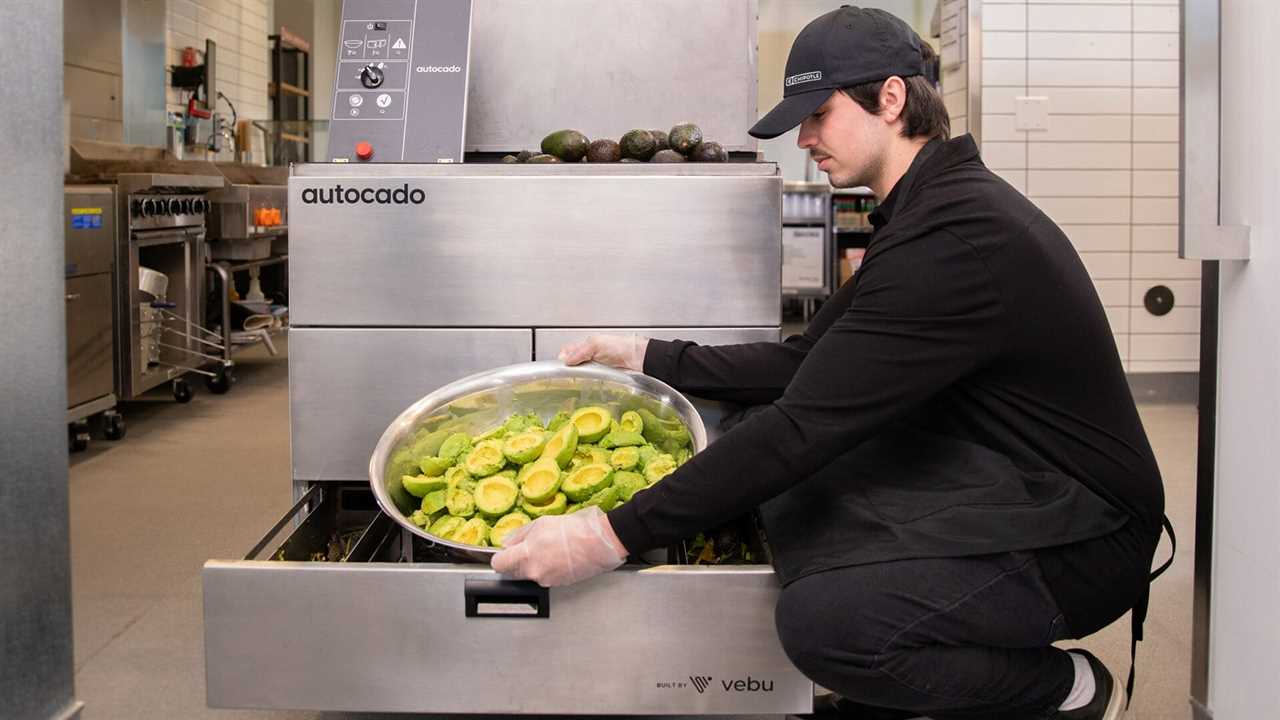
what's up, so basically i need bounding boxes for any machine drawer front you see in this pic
[66,274,114,408]
[289,173,782,328]
[204,560,811,714]
[536,327,781,442]
[290,328,533,482]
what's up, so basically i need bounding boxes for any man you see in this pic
[492,7,1167,720]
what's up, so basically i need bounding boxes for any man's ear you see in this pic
[879,76,909,124]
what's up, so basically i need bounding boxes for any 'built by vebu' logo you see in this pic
[689,676,712,694]
[685,675,774,693]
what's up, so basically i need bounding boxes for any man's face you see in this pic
[797,90,886,189]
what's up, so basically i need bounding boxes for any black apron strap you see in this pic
[1126,514,1176,707]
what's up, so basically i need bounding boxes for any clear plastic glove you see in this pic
[557,334,649,372]
[490,506,627,587]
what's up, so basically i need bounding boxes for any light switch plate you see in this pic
[1015,96,1050,131]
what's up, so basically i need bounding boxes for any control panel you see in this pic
[329,0,473,163]
[128,194,208,230]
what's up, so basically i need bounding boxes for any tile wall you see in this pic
[961,0,1196,373]
[165,0,271,128]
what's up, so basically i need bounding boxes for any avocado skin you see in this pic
[668,123,704,155]
[649,130,670,152]
[527,154,562,164]
[541,129,591,162]
[516,150,536,162]
[650,149,686,163]
[620,129,658,161]
[691,141,728,162]
[586,139,622,163]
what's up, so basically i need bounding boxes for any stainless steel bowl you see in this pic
[368,361,707,563]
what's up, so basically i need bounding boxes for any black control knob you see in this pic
[131,199,144,218]
[180,199,193,214]
[142,199,156,217]
[360,64,385,89]
[193,199,206,214]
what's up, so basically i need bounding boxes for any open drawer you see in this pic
[203,483,814,715]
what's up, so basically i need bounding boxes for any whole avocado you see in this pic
[541,129,591,163]
[649,130,670,152]
[668,123,704,155]
[619,129,658,161]
[690,141,728,162]
[586,139,622,163]
[527,154,562,164]
[650,149,686,163]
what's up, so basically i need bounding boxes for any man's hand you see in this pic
[490,507,627,587]
[558,334,649,372]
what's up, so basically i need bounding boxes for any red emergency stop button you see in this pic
[355,141,374,161]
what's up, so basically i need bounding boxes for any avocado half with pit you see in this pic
[474,475,519,517]
[562,462,614,501]
[570,406,613,443]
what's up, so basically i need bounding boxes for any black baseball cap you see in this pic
[749,6,928,139]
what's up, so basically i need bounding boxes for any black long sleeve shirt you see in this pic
[607,136,1165,630]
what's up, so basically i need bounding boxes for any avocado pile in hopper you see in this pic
[395,406,695,548]
[502,123,730,164]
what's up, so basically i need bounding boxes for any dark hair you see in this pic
[841,43,950,141]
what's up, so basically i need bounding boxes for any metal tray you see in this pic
[202,483,813,715]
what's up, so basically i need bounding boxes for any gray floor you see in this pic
[68,336,1196,719]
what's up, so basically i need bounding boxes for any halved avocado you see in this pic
[409,509,430,527]
[451,517,491,547]
[571,406,612,443]
[417,455,453,477]
[562,463,614,501]
[427,514,465,539]
[519,462,563,504]
[463,441,507,477]
[402,474,448,498]
[598,430,645,449]
[474,475,519,517]
[539,422,579,468]
[490,512,532,548]
[582,485,620,513]
[613,471,647,502]
[445,487,476,517]
[502,430,548,464]
[609,446,641,471]
[643,454,678,485]
[619,410,644,434]
[438,432,472,462]
[521,491,568,518]
[420,489,448,516]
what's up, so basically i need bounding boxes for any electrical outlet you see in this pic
[1015,96,1050,131]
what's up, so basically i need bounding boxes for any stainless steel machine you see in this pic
[64,185,124,449]
[203,1,812,714]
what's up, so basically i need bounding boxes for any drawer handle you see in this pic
[66,293,81,302]
[464,579,549,619]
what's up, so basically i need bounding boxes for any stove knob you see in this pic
[131,199,144,218]
[180,199,192,215]
[193,198,206,214]
[142,199,156,217]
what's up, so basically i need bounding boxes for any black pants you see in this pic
[776,551,1076,720]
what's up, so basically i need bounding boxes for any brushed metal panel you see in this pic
[1,1,77,717]
[203,562,811,714]
[65,275,114,408]
[290,328,533,481]
[289,170,782,328]
[466,0,758,153]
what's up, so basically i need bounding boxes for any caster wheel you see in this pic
[103,411,126,441]
[69,422,90,452]
[206,367,233,395]
[172,378,193,403]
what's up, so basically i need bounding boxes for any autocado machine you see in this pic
[202,1,811,714]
